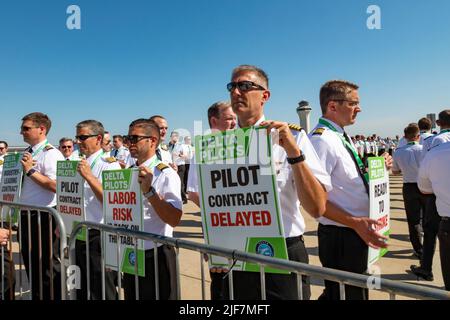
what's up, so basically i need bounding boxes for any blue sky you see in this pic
[1,0,449,146]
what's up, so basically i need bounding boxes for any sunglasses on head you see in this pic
[226,80,266,93]
[75,134,98,141]
[123,135,156,144]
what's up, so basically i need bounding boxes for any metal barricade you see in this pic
[68,221,450,301]
[0,201,67,300]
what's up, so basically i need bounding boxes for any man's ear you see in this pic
[262,90,270,102]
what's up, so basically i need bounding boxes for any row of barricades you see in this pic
[1,201,450,300]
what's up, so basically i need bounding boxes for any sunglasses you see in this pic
[333,99,360,107]
[226,81,266,93]
[20,126,38,132]
[75,134,98,141]
[60,145,73,149]
[123,135,156,144]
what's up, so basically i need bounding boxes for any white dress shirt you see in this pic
[392,142,423,183]
[20,140,65,207]
[309,118,369,227]
[418,142,450,217]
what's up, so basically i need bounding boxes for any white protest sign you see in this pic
[368,157,390,267]
[56,160,85,241]
[0,153,24,224]
[195,126,288,274]
[102,168,145,276]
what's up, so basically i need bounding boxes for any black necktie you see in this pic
[25,146,33,153]
[343,131,370,195]
[113,149,119,157]
[156,148,162,161]
[343,132,352,145]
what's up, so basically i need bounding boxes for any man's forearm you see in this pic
[29,172,57,193]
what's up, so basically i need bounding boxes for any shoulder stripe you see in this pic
[157,163,169,171]
[312,127,325,136]
[288,123,303,132]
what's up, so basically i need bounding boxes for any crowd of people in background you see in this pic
[1,65,449,301]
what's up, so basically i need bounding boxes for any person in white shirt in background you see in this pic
[149,115,176,170]
[392,123,425,260]
[59,137,79,160]
[0,140,8,181]
[172,136,190,204]
[418,117,433,144]
[111,134,130,168]
[418,141,450,291]
[412,110,450,281]
[101,131,113,156]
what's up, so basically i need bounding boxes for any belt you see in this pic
[286,235,304,245]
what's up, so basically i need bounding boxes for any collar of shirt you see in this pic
[319,117,345,134]
[30,139,48,154]
[236,115,266,129]
[140,154,159,169]
[87,148,103,165]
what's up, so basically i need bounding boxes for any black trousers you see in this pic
[438,219,450,291]
[226,236,310,300]
[210,271,229,300]
[123,245,175,300]
[421,194,441,272]
[75,230,118,300]
[402,183,426,256]
[318,224,368,300]
[1,246,16,300]
[177,164,187,202]
[184,164,190,196]
[20,210,61,300]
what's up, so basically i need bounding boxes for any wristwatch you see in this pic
[26,168,37,177]
[143,186,157,198]
[286,153,306,165]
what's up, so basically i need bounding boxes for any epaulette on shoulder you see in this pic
[156,163,169,171]
[44,145,54,151]
[104,156,117,163]
[160,144,168,151]
[0,160,3,166]
[424,135,435,141]
[312,127,325,136]
[288,123,303,132]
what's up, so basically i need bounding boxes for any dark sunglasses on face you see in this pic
[123,135,156,144]
[60,145,73,149]
[75,134,98,141]
[20,126,38,132]
[226,80,266,93]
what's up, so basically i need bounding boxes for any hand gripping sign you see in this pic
[102,168,145,276]
[367,157,390,267]
[0,153,24,225]
[195,127,288,274]
[57,160,86,241]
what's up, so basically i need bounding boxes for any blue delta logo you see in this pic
[128,251,136,266]
[255,241,274,257]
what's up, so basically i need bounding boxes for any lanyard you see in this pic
[90,151,104,170]
[31,140,49,158]
[319,118,370,195]
[407,141,418,145]
[439,129,450,134]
